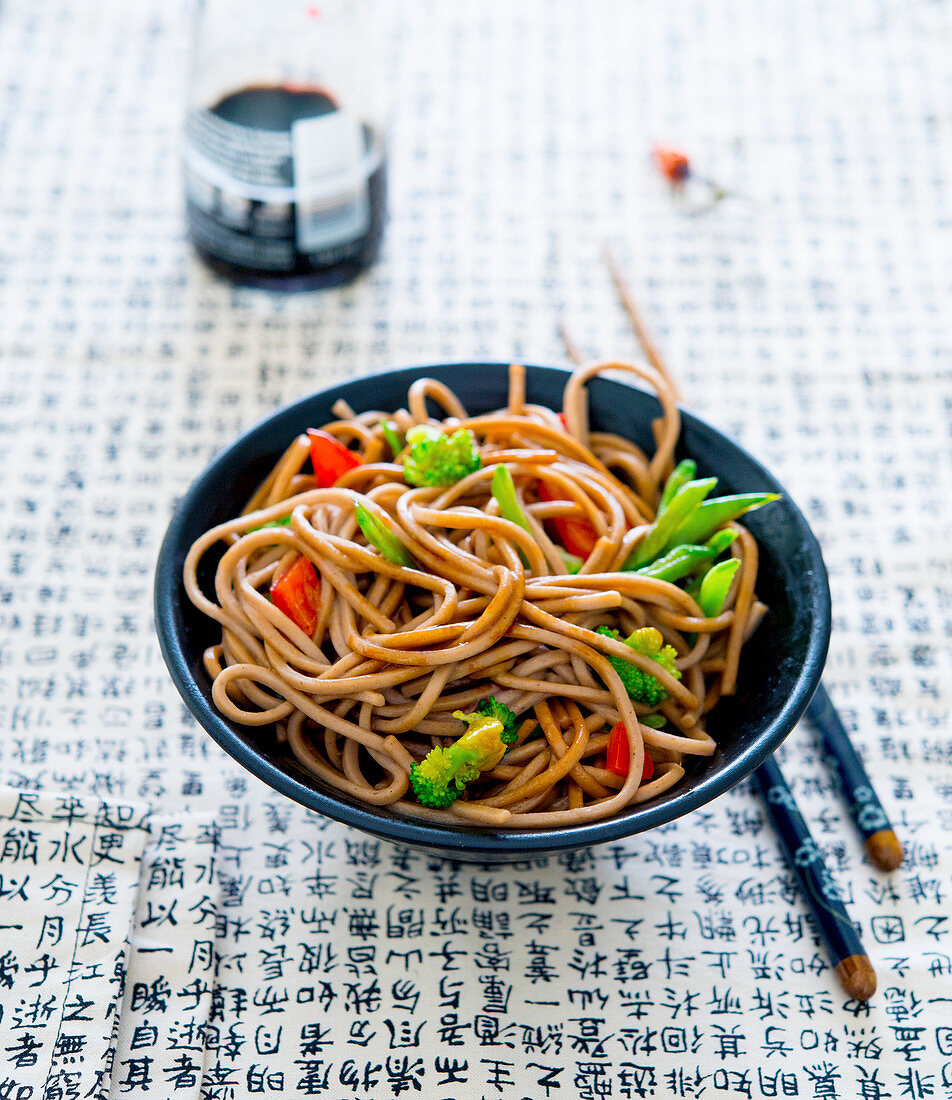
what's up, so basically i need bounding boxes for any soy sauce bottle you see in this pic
[183,0,386,290]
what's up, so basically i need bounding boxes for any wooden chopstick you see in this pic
[754,756,876,1001]
[602,243,682,401]
[556,322,586,369]
[807,683,904,871]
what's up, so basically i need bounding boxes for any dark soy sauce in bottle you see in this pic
[184,2,386,291]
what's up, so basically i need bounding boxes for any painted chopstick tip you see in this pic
[835,954,877,1002]
[865,829,904,872]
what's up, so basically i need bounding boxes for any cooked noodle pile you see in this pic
[184,362,767,829]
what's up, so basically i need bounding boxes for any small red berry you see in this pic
[653,146,690,183]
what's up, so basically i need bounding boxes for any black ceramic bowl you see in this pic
[155,363,831,861]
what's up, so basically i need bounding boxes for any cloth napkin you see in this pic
[0,787,221,1100]
[0,786,149,1099]
[107,812,220,1100]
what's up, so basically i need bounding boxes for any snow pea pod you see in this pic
[657,459,698,514]
[699,558,741,616]
[491,465,533,536]
[355,504,418,568]
[668,492,780,548]
[633,528,737,581]
[628,477,718,568]
[248,514,293,533]
[491,465,533,566]
[382,421,405,458]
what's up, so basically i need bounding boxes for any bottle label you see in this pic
[291,111,371,253]
[183,106,374,271]
[185,110,295,188]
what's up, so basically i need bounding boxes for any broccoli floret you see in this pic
[596,626,682,707]
[402,424,482,487]
[474,698,519,744]
[409,708,512,808]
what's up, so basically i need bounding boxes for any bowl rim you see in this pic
[154,361,831,855]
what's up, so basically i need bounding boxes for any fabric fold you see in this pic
[0,787,150,1100]
[107,812,221,1100]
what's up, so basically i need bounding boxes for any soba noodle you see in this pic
[184,362,767,829]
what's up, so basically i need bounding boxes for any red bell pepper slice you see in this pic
[606,722,655,782]
[270,556,320,636]
[308,429,362,488]
[536,479,599,559]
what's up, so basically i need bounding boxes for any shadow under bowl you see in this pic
[154,363,831,862]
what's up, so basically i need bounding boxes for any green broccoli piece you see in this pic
[402,424,482,487]
[473,698,519,744]
[596,625,682,707]
[409,708,512,808]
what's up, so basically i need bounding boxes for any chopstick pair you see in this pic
[756,679,902,998]
[556,246,903,1002]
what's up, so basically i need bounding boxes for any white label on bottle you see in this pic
[184,166,217,214]
[291,111,370,254]
[186,109,294,189]
[218,190,253,230]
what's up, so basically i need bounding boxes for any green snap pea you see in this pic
[382,421,405,458]
[658,459,698,514]
[248,514,293,532]
[633,528,738,582]
[491,465,533,535]
[634,544,711,581]
[491,465,533,566]
[699,558,741,616]
[355,504,418,568]
[628,477,718,568]
[640,714,667,729]
[704,528,740,558]
[668,492,780,547]
[559,550,584,574]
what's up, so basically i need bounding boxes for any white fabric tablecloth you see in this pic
[1,0,951,1096]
